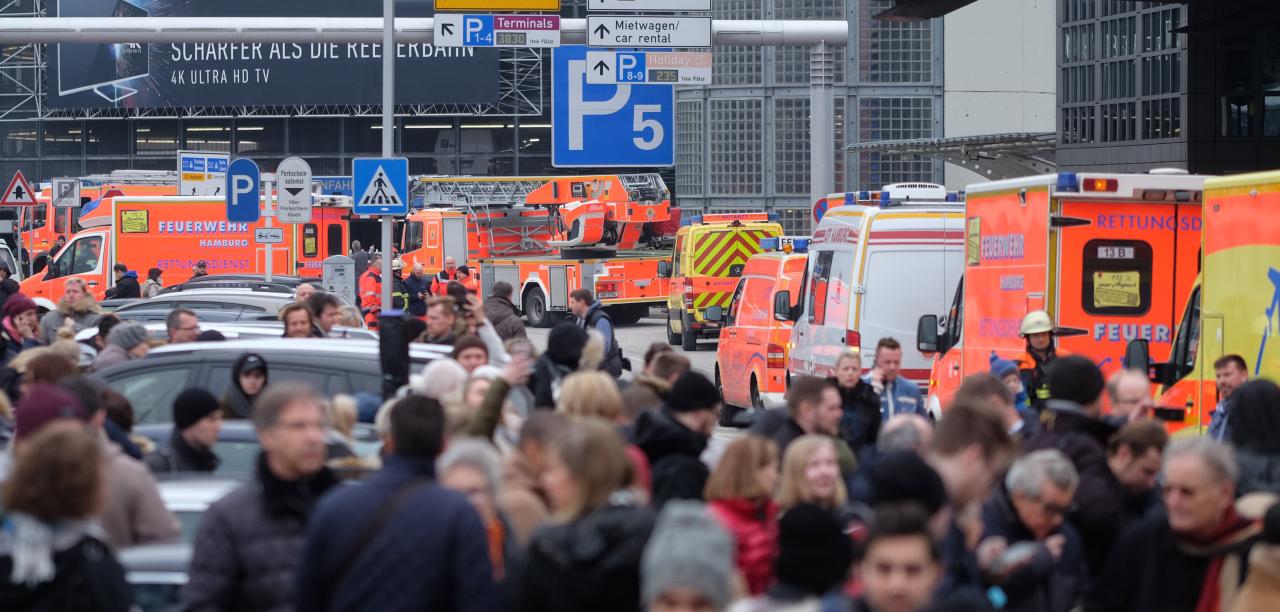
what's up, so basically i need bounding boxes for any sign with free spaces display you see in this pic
[435,14,561,48]
[588,0,711,10]
[586,50,711,84]
[552,45,673,168]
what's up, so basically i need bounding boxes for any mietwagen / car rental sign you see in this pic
[586,15,712,48]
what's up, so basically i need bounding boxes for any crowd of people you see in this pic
[0,266,1279,612]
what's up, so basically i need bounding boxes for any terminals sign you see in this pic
[435,14,561,48]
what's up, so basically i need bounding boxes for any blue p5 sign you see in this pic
[553,45,673,168]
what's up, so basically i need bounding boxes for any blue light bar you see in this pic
[1056,172,1080,193]
[760,237,780,251]
[791,238,809,253]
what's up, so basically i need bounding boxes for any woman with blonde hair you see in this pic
[705,434,780,595]
[776,435,847,513]
[557,370,625,423]
[520,419,655,611]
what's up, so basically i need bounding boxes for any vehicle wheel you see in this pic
[750,377,765,412]
[681,316,698,352]
[716,367,743,427]
[524,287,553,328]
[609,304,643,326]
[666,311,681,345]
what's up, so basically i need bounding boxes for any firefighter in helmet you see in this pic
[1015,310,1067,410]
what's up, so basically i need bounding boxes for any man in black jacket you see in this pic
[105,264,140,299]
[483,281,527,341]
[1022,356,1119,578]
[631,371,720,508]
[144,388,222,474]
[183,382,338,612]
[570,288,623,378]
[751,376,845,463]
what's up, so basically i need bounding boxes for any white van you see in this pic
[787,183,965,387]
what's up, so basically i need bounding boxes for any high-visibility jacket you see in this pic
[430,269,459,296]
[359,270,382,315]
[1014,345,1070,409]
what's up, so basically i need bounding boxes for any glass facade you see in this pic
[676,0,943,235]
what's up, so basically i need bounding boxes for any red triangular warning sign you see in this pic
[1,171,36,207]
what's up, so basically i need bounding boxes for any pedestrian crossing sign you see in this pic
[1,170,36,207]
[353,157,409,216]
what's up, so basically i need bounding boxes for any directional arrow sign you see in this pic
[435,13,561,48]
[590,0,711,10]
[587,51,712,84]
[276,157,313,224]
[586,15,712,48]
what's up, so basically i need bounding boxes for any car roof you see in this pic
[118,543,193,573]
[156,476,243,511]
[145,337,450,361]
[75,321,376,342]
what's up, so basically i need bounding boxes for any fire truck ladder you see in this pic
[413,177,558,255]
[76,170,181,187]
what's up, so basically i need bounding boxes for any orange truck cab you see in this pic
[1126,169,1280,434]
[916,171,1205,418]
[714,237,808,423]
[20,195,348,303]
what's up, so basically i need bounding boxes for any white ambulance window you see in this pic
[1082,239,1153,315]
[66,236,103,276]
[806,251,834,324]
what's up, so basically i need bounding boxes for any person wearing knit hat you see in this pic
[632,370,721,508]
[12,383,86,442]
[0,292,39,367]
[92,321,150,371]
[144,388,222,474]
[731,502,856,610]
[989,350,1030,413]
[1023,355,1120,580]
[870,451,949,519]
[643,501,735,611]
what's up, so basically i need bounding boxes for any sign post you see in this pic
[262,175,276,283]
[381,0,395,311]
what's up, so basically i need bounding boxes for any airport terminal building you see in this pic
[0,0,941,234]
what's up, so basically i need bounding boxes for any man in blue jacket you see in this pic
[865,337,926,421]
[295,395,497,612]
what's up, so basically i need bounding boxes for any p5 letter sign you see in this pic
[552,45,673,168]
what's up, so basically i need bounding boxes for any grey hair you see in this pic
[1165,436,1239,484]
[438,438,503,499]
[878,414,929,453]
[1006,449,1079,498]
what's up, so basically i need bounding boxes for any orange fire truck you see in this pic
[22,172,180,267]
[398,174,673,326]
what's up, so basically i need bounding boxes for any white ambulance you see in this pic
[786,183,965,386]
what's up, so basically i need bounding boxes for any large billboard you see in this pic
[47,0,499,109]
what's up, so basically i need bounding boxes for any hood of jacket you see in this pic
[58,295,101,316]
[631,409,708,463]
[484,295,518,318]
[537,496,655,567]
[120,271,138,281]
[632,374,672,396]
[1042,399,1116,446]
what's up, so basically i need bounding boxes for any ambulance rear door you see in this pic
[1053,181,1202,381]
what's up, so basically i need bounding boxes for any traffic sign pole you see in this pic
[381,0,394,311]
[263,178,275,284]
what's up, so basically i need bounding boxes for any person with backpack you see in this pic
[569,288,625,378]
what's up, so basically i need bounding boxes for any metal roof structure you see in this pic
[846,132,1058,181]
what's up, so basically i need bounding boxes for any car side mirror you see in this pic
[773,290,792,322]
[704,305,723,322]
[657,260,671,278]
[917,314,940,353]
[1124,339,1151,372]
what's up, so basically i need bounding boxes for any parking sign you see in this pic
[552,45,674,168]
[225,158,261,223]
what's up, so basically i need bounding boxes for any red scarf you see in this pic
[1186,506,1258,612]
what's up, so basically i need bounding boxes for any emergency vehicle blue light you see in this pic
[1057,172,1080,193]
[681,215,702,227]
[767,212,779,221]
[880,190,891,204]
[791,238,809,253]
[945,192,959,202]
[760,237,780,251]
[858,191,870,201]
